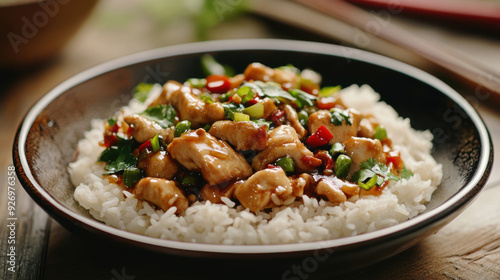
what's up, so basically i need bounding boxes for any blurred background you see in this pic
[1,0,499,279]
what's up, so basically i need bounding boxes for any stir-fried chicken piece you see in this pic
[133,177,188,213]
[357,114,380,138]
[243,62,299,91]
[124,114,174,143]
[344,136,386,177]
[167,85,225,128]
[229,74,245,90]
[315,179,347,204]
[167,129,252,186]
[289,173,313,197]
[308,109,361,145]
[208,120,268,151]
[284,104,307,140]
[313,175,359,204]
[233,168,295,212]
[149,80,183,108]
[200,181,240,204]
[252,125,320,172]
[138,150,178,180]
[262,97,278,119]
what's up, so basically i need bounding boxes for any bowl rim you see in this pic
[14,39,492,254]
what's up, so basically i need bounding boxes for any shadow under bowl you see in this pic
[13,39,493,273]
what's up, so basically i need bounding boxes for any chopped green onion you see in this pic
[374,126,387,140]
[319,85,341,97]
[276,157,295,173]
[181,172,203,188]
[235,85,251,97]
[241,91,255,104]
[359,175,378,190]
[174,120,191,137]
[133,83,154,102]
[234,86,255,104]
[233,112,250,122]
[203,124,211,131]
[220,92,232,102]
[123,167,143,188]
[187,78,206,88]
[329,143,345,158]
[151,134,160,152]
[242,102,264,119]
[298,110,309,127]
[334,154,351,179]
[199,94,214,104]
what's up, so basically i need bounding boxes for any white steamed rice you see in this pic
[69,84,442,245]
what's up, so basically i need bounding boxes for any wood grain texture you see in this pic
[0,181,50,280]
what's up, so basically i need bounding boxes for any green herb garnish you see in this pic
[289,88,317,109]
[98,136,137,173]
[199,94,214,104]
[133,83,154,103]
[374,126,387,140]
[330,108,352,126]
[352,158,400,190]
[401,165,413,180]
[140,104,176,129]
[319,85,341,97]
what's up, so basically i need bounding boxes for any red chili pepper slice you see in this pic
[206,74,231,93]
[101,133,118,148]
[270,109,286,127]
[386,151,404,170]
[244,98,258,106]
[109,123,119,133]
[139,140,152,154]
[306,125,333,147]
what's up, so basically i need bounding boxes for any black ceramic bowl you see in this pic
[13,39,492,273]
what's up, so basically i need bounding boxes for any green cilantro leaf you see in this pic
[401,165,413,180]
[199,94,214,104]
[330,108,352,126]
[250,81,296,103]
[289,89,317,109]
[140,104,176,129]
[133,83,154,103]
[352,158,401,190]
[98,137,137,173]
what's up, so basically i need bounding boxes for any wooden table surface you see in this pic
[1,1,499,279]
